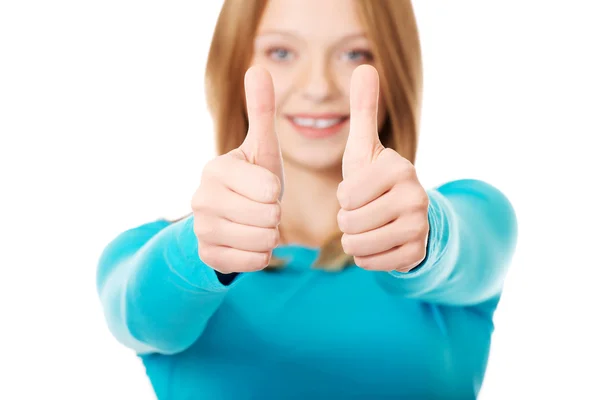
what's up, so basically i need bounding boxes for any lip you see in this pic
[286,113,349,119]
[285,113,350,139]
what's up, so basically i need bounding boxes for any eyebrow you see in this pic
[255,30,368,45]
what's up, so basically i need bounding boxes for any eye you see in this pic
[266,47,295,62]
[342,49,374,63]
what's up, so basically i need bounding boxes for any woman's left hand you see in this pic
[337,65,429,272]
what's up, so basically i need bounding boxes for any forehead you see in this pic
[257,0,364,40]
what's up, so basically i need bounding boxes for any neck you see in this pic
[279,159,342,248]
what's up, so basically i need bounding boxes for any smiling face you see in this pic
[250,0,387,173]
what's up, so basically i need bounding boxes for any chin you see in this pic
[281,144,345,173]
[277,120,348,174]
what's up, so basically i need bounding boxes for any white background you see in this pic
[1,1,599,399]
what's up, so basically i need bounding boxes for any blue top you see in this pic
[96,179,518,399]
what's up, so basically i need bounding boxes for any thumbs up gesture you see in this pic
[338,65,430,273]
[192,66,284,273]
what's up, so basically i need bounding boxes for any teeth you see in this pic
[294,117,315,127]
[315,118,341,128]
[292,117,343,128]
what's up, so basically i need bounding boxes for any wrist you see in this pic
[165,216,235,292]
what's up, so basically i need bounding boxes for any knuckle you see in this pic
[192,218,203,238]
[406,218,428,239]
[354,256,374,270]
[190,187,209,211]
[193,216,214,240]
[202,157,221,179]
[273,176,283,200]
[391,162,406,180]
[262,185,273,203]
[396,265,412,273]
[341,234,355,255]
[337,210,348,232]
[394,159,415,180]
[419,248,427,262]
[419,218,430,236]
[198,245,219,268]
[413,190,429,210]
[268,203,282,226]
[265,228,280,248]
[258,252,272,269]
[407,243,426,264]
[337,183,351,209]
[398,257,424,273]
[246,252,270,271]
[190,191,200,210]
[405,224,420,240]
[381,147,400,161]
[263,175,281,202]
[260,252,272,267]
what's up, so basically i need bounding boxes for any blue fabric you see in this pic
[96,178,518,399]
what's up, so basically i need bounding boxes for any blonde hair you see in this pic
[202,0,423,271]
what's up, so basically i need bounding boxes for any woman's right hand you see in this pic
[191,66,285,274]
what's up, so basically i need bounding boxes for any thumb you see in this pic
[342,64,384,179]
[239,66,285,196]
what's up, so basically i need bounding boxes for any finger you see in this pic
[338,148,409,210]
[337,188,399,234]
[338,183,428,233]
[198,244,272,273]
[204,154,282,204]
[209,183,281,228]
[341,214,428,257]
[353,241,427,272]
[343,64,383,179]
[240,66,284,180]
[195,214,280,253]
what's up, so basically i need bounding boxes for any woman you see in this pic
[96,0,518,398]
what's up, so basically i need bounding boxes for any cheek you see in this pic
[335,73,352,99]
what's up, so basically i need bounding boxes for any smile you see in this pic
[286,114,350,138]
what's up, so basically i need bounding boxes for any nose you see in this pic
[300,61,337,103]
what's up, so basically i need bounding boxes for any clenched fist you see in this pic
[191,66,285,273]
[338,65,430,273]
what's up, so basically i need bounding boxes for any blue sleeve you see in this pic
[96,215,242,355]
[375,179,518,306]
